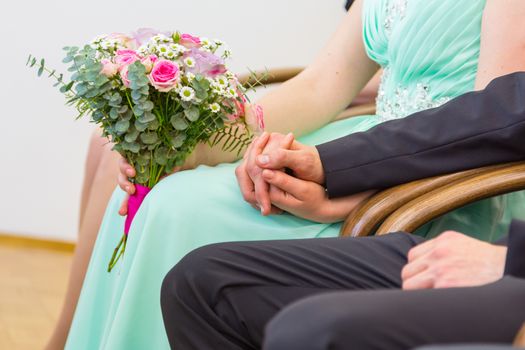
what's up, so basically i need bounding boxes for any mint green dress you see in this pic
[66,0,525,349]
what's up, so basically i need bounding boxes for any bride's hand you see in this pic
[116,157,181,215]
[236,132,294,215]
[117,157,136,216]
[261,169,374,223]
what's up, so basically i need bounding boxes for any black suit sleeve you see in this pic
[316,71,525,198]
[504,220,525,279]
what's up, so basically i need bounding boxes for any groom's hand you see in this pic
[256,139,325,185]
[402,231,507,290]
[261,169,372,222]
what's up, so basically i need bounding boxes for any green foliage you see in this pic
[27,44,255,189]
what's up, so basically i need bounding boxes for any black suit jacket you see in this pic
[317,72,525,198]
[315,71,525,276]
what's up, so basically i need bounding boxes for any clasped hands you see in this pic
[235,132,372,223]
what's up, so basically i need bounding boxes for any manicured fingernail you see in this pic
[125,186,130,192]
[258,155,269,164]
[261,207,264,214]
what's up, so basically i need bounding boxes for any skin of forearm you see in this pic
[183,0,379,170]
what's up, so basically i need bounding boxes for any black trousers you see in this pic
[160,233,525,350]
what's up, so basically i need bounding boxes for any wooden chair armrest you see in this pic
[375,162,525,235]
[237,67,304,87]
[514,323,525,347]
[339,165,508,237]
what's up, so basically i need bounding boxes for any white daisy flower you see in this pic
[153,34,170,43]
[170,43,187,54]
[158,44,169,54]
[186,72,196,82]
[179,87,196,101]
[137,45,149,55]
[184,57,196,68]
[209,103,221,113]
[215,75,229,87]
[225,87,237,98]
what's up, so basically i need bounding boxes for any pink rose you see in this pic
[100,59,118,77]
[180,34,201,48]
[120,65,131,87]
[114,49,141,70]
[148,59,180,92]
[141,55,158,73]
[184,48,226,77]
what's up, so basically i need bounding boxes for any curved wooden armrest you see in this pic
[515,323,525,347]
[375,162,525,235]
[339,165,509,237]
[237,67,304,87]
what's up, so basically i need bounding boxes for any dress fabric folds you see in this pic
[66,0,525,348]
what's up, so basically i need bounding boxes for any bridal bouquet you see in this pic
[28,29,263,272]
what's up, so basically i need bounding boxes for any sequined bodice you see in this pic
[363,0,486,121]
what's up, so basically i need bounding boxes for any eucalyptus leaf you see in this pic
[125,128,139,142]
[136,153,151,166]
[122,141,141,153]
[138,111,156,123]
[142,101,154,112]
[140,132,159,145]
[154,147,168,165]
[131,90,143,100]
[147,118,160,131]
[170,115,188,130]
[135,120,148,132]
[115,120,130,134]
[171,133,186,148]
[109,108,119,120]
[184,106,200,122]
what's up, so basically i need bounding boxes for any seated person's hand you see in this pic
[402,231,507,290]
[261,169,373,223]
[236,132,294,216]
[117,157,181,215]
[256,137,325,185]
[118,157,136,216]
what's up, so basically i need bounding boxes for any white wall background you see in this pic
[0,1,346,242]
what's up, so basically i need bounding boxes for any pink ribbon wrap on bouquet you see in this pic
[124,184,151,235]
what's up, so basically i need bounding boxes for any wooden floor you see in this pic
[0,242,72,349]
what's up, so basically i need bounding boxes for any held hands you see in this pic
[236,131,325,216]
[402,231,507,290]
[236,131,372,222]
